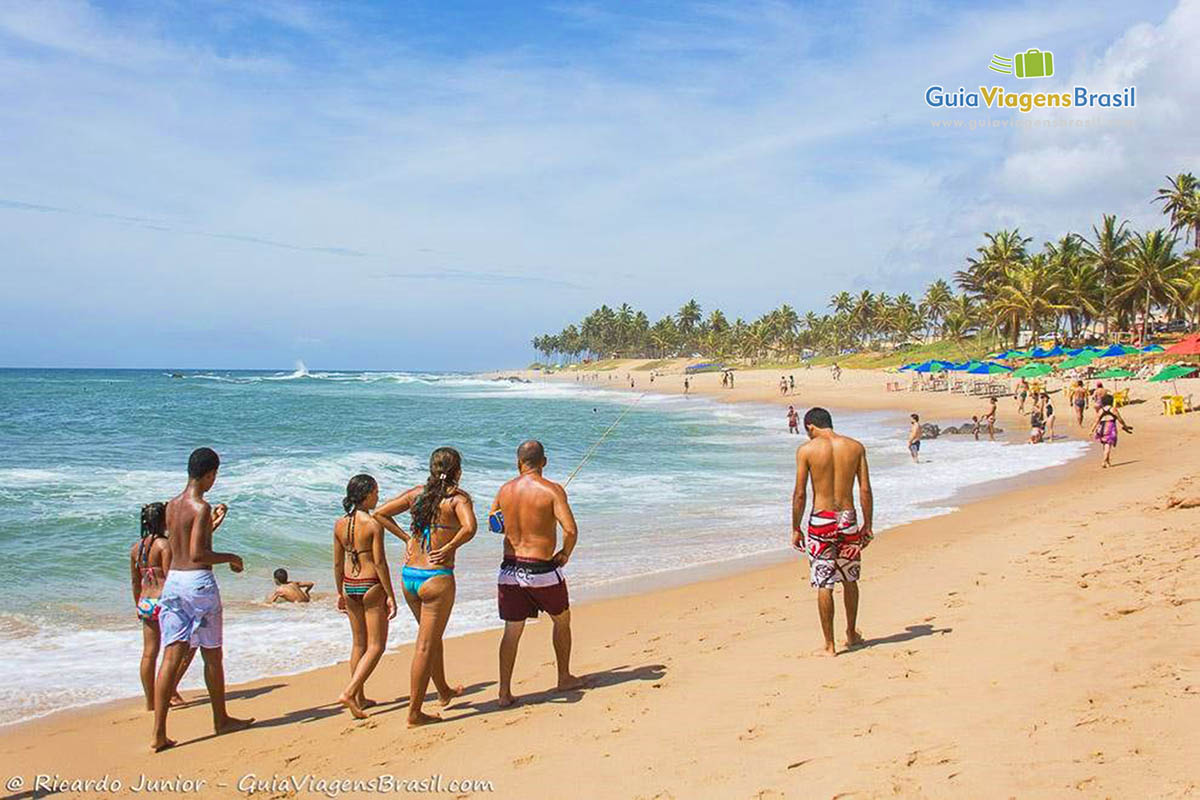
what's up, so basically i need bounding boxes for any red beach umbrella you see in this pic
[1164,334,1200,355]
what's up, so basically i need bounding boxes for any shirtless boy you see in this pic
[268,568,314,603]
[490,440,583,706]
[791,408,874,656]
[151,447,252,751]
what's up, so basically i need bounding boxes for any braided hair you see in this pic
[138,502,167,566]
[342,474,378,575]
[410,447,464,549]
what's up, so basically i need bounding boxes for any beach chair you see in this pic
[1113,388,1130,407]
[1168,395,1186,415]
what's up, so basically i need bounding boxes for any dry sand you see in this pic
[2,361,1197,799]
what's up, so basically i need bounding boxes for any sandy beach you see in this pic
[3,362,1197,799]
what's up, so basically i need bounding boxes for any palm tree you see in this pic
[1083,215,1131,340]
[990,255,1067,346]
[956,229,1031,302]
[920,279,954,339]
[1115,230,1187,343]
[1155,173,1200,247]
[829,291,852,316]
[1045,234,1095,341]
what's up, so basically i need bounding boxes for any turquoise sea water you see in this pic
[0,367,1088,724]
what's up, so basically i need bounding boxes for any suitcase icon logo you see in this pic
[988,49,1054,78]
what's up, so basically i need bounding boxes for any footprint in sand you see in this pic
[512,754,535,767]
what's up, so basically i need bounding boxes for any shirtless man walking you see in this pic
[151,447,252,751]
[791,408,874,656]
[490,440,583,706]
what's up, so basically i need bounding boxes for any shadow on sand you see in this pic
[851,623,953,651]
[450,662,668,721]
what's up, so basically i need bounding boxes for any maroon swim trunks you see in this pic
[497,558,569,621]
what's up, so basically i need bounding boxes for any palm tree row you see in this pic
[532,173,1200,364]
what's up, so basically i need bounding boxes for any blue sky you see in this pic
[1,0,1196,369]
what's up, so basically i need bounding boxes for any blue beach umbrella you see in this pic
[967,362,1012,375]
[1141,344,1165,353]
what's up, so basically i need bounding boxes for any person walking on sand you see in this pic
[489,440,582,706]
[151,448,252,752]
[375,448,476,726]
[984,396,998,441]
[789,375,795,394]
[1017,378,1030,413]
[332,474,397,718]
[907,413,922,462]
[1071,380,1088,427]
[130,502,187,711]
[791,408,874,657]
[1042,393,1056,443]
[684,376,690,395]
[787,405,800,434]
[1091,395,1132,469]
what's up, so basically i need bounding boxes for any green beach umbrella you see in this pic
[1058,352,1096,370]
[1012,362,1054,378]
[1149,364,1198,382]
[1095,367,1135,379]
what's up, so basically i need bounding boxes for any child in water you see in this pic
[267,568,314,603]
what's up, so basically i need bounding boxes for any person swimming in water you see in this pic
[129,502,188,711]
[375,448,477,726]
[267,568,314,603]
[332,474,397,719]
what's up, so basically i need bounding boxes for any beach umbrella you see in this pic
[1164,335,1200,356]
[1140,344,1165,353]
[1096,344,1128,358]
[1031,345,1065,359]
[912,361,946,373]
[1149,364,1198,382]
[966,362,1012,375]
[1057,352,1096,370]
[1095,367,1135,379]
[1012,362,1054,378]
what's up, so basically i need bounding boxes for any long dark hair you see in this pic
[342,474,378,574]
[137,502,167,566]
[410,447,465,547]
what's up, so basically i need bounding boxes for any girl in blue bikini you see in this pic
[375,447,477,726]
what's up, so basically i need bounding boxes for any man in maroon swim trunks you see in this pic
[490,440,583,706]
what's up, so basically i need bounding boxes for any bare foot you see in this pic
[169,693,187,707]
[498,692,518,708]
[215,715,255,735]
[844,630,866,650]
[150,737,177,753]
[556,674,586,692]
[407,711,441,727]
[438,684,464,706]
[813,643,838,657]
[357,695,377,709]
[339,694,368,720]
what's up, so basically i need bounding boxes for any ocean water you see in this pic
[0,367,1088,724]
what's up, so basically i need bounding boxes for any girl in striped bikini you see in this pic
[375,447,478,726]
[333,474,397,718]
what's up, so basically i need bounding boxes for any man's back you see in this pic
[802,433,866,511]
[498,474,562,560]
[165,492,209,571]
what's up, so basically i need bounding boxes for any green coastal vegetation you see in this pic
[531,173,1200,368]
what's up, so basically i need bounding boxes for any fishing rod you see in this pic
[489,392,645,532]
[564,392,646,487]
